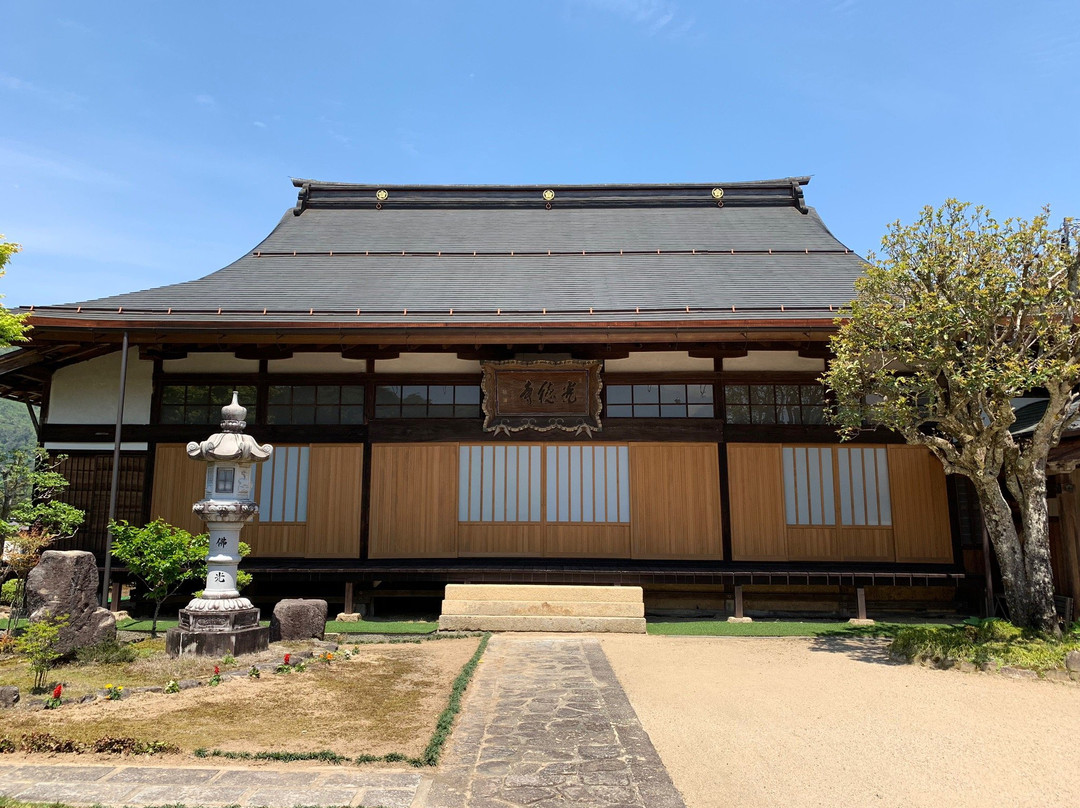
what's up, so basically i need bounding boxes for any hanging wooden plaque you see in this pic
[481,359,603,436]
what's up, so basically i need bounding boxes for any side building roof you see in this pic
[24,177,866,329]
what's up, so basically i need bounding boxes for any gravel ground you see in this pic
[600,635,1080,808]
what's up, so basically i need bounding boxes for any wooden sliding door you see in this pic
[369,443,458,558]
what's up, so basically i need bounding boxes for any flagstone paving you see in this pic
[423,635,686,808]
[0,635,684,808]
[0,763,422,807]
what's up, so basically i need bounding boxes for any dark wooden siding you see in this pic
[52,452,148,562]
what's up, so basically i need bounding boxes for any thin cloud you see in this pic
[578,0,694,37]
[0,141,129,189]
[194,94,215,106]
[253,121,267,128]
[0,73,83,110]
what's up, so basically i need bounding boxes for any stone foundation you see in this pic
[165,606,269,657]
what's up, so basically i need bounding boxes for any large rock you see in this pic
[270,598,327,641]
[26,550,116,656]
[0,685,19,708]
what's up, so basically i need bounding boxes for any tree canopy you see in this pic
[824,201,1079,633]
[0,238,29,346]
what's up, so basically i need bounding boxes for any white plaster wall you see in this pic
[375,353,482,373]
[604,351,714,373]
[45,442,149,452]
[722,351,825,372]
[268,352,368,373]
[163,353,260,373]
[48,349,153,424]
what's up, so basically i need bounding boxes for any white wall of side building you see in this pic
[163,353,260,373]
[48,349,153,424]
[268,352,368,373]
[604,351,714,373]
[375,353,482,373]
[722,350,825,372]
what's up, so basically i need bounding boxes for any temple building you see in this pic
[3,177,1077,619]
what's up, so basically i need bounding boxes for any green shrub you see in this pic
[891,619,1080,673]
[75,639,138,665]
[15,614,68,690]
[0,580,17,606]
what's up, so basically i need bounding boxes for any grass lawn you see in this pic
[0,635,481,758]
[646,618,953,637]
[326,618,437,634]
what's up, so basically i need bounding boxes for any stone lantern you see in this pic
[165,392,272,657]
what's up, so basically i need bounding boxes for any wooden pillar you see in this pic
[344,582,354,615]
[1057,471,1080,618]
[733,585,744,619]
[856,587,868,621]
[109,582,122,612]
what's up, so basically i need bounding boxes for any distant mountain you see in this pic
[0,398,37,454]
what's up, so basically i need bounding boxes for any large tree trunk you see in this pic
[973,476,1059,634]
[1015,468,1061,636]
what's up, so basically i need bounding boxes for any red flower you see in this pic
[52,684,62,700]
[284,654,291,664]
[213,665,220,675]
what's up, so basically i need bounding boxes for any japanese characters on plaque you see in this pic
[481,360,603,436]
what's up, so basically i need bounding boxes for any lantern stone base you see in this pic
[165,606,269,657]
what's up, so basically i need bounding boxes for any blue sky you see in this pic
[2,1,1078,308]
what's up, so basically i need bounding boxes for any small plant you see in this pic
[318,651,334,665]
[164,679,180,694]
[15,613,68,691]
[221,652,235,666]
[76,639,137,665]
[44,684,63,710]
[208,665,222,686]
[275,653,293,674]
[0,579,17,606]
[0,632,16,655]
[248,665,260,679]
[0,738,15,753]
[293,659,307,672]
[104,683,124,700]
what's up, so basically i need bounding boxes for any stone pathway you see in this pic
[424,635,686,808]
[0,763,422,807]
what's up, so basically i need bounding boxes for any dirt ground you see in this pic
[2,637,479,759]
[600,635,1080,808]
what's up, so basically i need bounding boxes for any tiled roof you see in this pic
[28,178,866,326]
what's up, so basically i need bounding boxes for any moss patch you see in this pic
[890,618,1080,672]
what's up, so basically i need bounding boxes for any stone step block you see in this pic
[443,584,643,604]
[438,614,647,633]
[440,599,644,618]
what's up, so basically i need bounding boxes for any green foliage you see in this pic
[164,679,180,694]
[14,614,68,690]
[109,519,207,637]
[0,399,36,456]
[825,202,1080,447]
[0,238,30,348]
[0,448,84,547]
[0,579,15,606]
[193,747,350,764]
[890,619,1080,672]
[824,201,1080,632]
[75,639,138,665]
